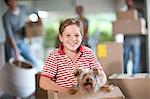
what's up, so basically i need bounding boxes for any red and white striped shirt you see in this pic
[41,45,103,88]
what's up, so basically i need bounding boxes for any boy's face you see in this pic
[59,24,82,52]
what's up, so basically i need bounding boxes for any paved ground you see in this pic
[0,93,35,99]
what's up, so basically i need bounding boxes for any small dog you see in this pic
[74,68,112,94]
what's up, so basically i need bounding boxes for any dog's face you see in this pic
[74,68,101,93]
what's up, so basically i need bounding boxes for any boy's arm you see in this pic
[99,70,107,87]
[39,76,72,94]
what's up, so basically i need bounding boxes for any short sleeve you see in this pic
[87,49,103,70]
[41,53,57,80]
[2,15,14,38]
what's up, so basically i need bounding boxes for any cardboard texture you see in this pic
[25,18,43,38]
[96,42,124,77]
[116,10,138,20]
[109,73,150,99]
[112,18,146,35]
[48,86,125,99]
[35,73,47,99]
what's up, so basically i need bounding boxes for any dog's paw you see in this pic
[68,88,78,95]
[101,85,113,93]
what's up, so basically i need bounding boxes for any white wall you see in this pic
[0,0,6,43]
[34,0,116,15]
[76,0,116,14]
[34,0,75,14]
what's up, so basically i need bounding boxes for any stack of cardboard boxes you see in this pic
[96,42,124,77]
[110,10,148,96]
[96,9,149,99]
[112,9,146,35]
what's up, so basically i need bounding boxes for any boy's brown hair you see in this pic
[59,18,84,36]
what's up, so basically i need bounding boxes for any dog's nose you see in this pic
[86,79,90,82]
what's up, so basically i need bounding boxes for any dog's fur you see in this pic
[74,68,112,94]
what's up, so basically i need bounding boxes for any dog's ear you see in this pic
[92,68,100,76]
[74,69,82,77]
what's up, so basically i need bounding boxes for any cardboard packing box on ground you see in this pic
[25,18,43,38]
[112,18,146,35]
[96,42,123,77]
[35,73,47,99]
[47,86,125,99]
[109,73,150,99]
[116,9,138,20]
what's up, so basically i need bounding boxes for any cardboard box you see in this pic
[116,10,138,20]
[109,73,150,99]
[112,18,146,35]
[25,18,43,38]
[35,73,47,99]
[48,86,125,99]
[96,42,123,77]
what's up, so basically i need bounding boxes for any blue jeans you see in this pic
[124,36,141,73]
[5,41,38,69]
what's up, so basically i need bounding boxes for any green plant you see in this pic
[43,27,57,48]
[99,31,114,43]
